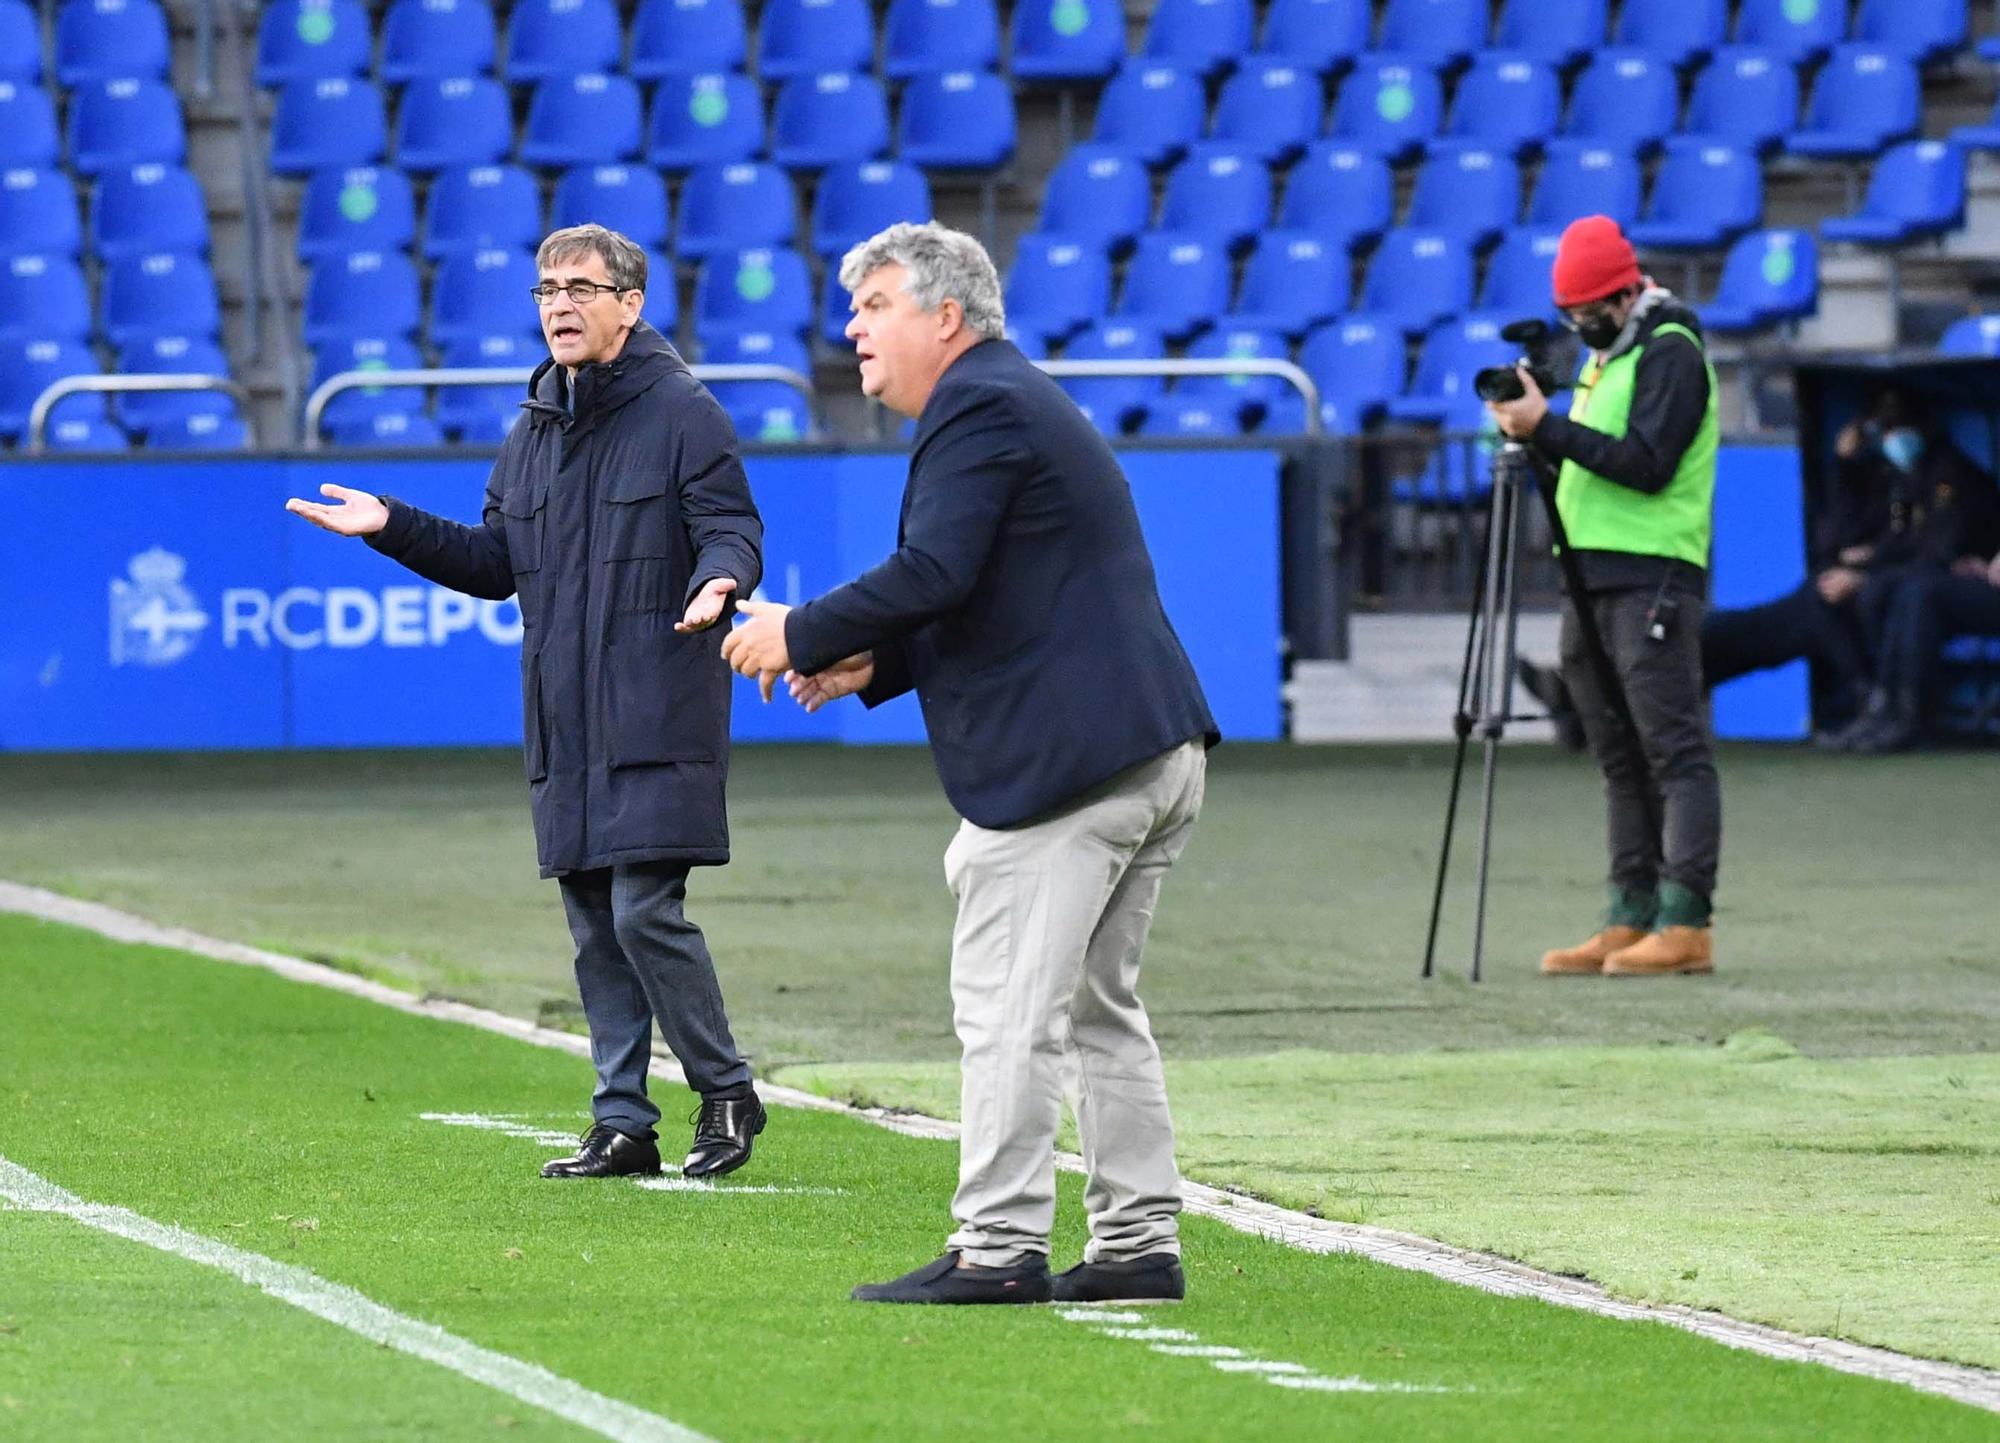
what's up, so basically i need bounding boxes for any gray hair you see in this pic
[536,224,646,293]
[838,222,1006,338]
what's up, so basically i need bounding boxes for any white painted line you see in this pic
[1151,1345,1248,1359]
[419,1112,846,1196]
[1095,1327,1201,1342]
[420,1112,579,1147]
[1056,1308,1145,1324]
[1211,1360,1312,1376]
[0,1155,710,1443]
[8,882,1997,1416]
[1269,1375,1450,1395]
[632,1177,845,1197]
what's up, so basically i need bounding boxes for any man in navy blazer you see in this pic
[724,222,1217,1307]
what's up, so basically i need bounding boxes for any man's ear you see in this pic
[936,297,966,343]
[621,288,645,330]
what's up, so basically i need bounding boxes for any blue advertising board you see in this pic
[0,449,1284,752]
[1710,445,1810,742]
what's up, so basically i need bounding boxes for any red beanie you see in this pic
[1551,215,1641,307]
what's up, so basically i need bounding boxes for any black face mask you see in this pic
[1576,315,1623,352]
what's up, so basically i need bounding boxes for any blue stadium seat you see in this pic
[1058,322,1168,435]
[700,326,812,372]
[1938,313,2000,355]
[0,255,90,342]
[1157,144,1271,254]
[812,160,932,258]
[1628,137,1762,248]
[0,168,80,259]
[1789,46,1920,159]
[255,1,372,86]
[43,414,129,450]
[381,0,497,83]
[101,252,219,348]
[521,73,644,169]
[1138,399,1238,437]
[310,335,427,430]
[1359,227,1476,334]
[1386,313,1518,423]
[1443,54,1561,156]
[434,332,535,439]
[675,162,796,259]
[1405,142,1521,249]
[1403,395,1499,503]
[424,164,539,261]
[57,0,169,86]
[1037,145,1153,255]
[270,77,385,176]
[1231,230,1348,337]
[1492,0,1606,70]
[92,163,209,262]
[640,249,680,339]
[68,78,185,177]
[885,0,1000,76]
[0,83,57,171]
[432,248,540,346]
[758,0,876,81]
[1009,0,1125,81]
[1733,0,1842,66]
[303,250,423,345]
[1378,0,1490,71]
[1278,142,1392,251]
[0,2,39,82]
[0,337,102,442]
[1703,227,1817,330]
[114,335,235,433]
[1176,324,1292,427]
[394,75,512,174]
[695,247,814,342]
[1114,232,1231,342]
[147,411,248,450]
[897,70,1017,170]
[1683,47,1799,155]
[1851,0,1968,65]
[819,263,856,345]
[1299,314,1405,431]
[1329,53,1442,163]
[451,409,521,444]
[1004,233,1112,344]
[1479,225,1563,315]
[1141,0,1256,79]
[771,72,890,171]
[1091,63,1206,168]
[1821,139,1966,243]
[1210,61,1322,165]
[554,165,671,252]
[631,0,747,79]
[1952,95,2000,149]
[1528,139,1643,228]
[1255,0,1370,74]
[1612,0,1728,69]
[505,0,621,84]
[273,193,392,302]
[1563,50,1677,153]
[330,411,445,448]
[713,380,815,441]
[647,72,764,172]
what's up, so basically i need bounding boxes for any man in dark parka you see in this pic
[286,225,768,1181]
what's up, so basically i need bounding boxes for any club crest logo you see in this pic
[109,547,208,667]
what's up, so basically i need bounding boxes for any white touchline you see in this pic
[0,1156,711,1443]
[7,883,1998,1417]
[418,1113,847,1196]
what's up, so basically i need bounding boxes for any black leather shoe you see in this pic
[540,1123,662,1179]
[1052,1251,1186,1303]
[852,1251,1052,1305]
[683,1092,766,1179]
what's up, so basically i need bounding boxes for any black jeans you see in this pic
[1701,582,1867,699]
[1875,572,2000,700]
[1561,587,1722,904]
[557,861,752,1136]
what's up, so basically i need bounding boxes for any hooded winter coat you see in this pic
[366,323,762,875]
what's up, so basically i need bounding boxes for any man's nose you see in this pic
[844,313,864,342]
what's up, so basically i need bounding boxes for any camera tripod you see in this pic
[1419,439,1661,983]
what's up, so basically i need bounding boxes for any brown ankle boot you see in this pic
[1540,925,1647,976]
[1604,926,1713,976]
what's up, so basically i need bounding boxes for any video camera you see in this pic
[1473,319,1570,405]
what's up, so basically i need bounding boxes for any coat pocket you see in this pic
[599,469,680,562]
[520,642,548,782]
[603,627,724,767]
[497,477,547,574]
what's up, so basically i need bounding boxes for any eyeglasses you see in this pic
[1559,300,1621,332]
[530,281,631,306]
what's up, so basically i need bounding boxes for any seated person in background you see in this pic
[1826,546,2000,753]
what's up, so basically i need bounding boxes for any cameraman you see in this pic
[1486,215,1720,979]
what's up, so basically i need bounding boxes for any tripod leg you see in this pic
[1468,469,1520,984]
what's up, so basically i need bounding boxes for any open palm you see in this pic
[788,652,874,713]
[285,483,388,536]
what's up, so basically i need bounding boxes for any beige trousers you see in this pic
[943,740,1206,1267]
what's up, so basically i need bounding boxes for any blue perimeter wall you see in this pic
[0,444,1806,753]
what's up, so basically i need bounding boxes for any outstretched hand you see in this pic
[788,652,874,714]
[285,483,389,536]
[720,598,793,701]
[676,577,738,633]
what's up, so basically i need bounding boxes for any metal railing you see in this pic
[300,363,818,447]
[1032,358,1325,437]
[27,373,252,452]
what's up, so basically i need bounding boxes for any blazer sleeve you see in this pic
[858,636,914,707]
[785,387,1023,675]
[364,452,517,601]
[677,387,765,608]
